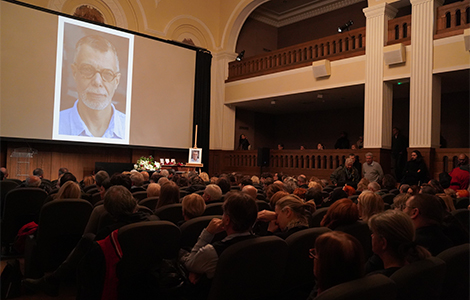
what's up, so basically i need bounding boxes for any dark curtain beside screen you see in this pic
[193,49,212,172]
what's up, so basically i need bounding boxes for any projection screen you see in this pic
[1,1,197,149]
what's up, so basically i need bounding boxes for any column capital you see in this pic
[363,2,398,19]
[410,0,444,7]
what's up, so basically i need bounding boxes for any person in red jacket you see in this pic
[449,154,469,191]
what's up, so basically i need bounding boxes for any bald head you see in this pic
[25,175,41,187]
[242,185,258,200]
[458,154,468,166]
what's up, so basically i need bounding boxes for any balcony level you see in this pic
[227,2,470,82]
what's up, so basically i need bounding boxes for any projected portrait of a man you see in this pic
[53,17,133,144]
[59,35,124,138]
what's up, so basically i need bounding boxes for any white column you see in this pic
[409,0,443,148]
[210,51,237,150]
[363,3,397,149]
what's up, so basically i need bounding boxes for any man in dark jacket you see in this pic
[330,158,360,188]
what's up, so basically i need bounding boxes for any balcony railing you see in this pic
[227,2,469,82]
[387,15,411,45]
[227,27,366,82]
[435,1,470,38]
[209,148,469,182]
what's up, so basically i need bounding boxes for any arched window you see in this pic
[395,24,400,40]
[456,9,461,26]
[403,23,408,38]
[446,12,451,28]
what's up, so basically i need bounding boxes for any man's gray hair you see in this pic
[204,184,222,201]
[74,35,120,72]
[365,152,373,157]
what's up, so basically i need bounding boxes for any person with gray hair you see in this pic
[203,184,223,203]
[94,170,109,187]
[59,35,125,139]
[363,152,384,183]
[330,157,360,188]
[25,175,41,187]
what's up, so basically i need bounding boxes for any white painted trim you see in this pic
[433,34,464,46]
[135,0,166,37]
[163,15,216,50]
[433,65,470,74]
[383,74,411,81]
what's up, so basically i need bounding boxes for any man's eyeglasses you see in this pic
[309,248,317,260]
[76,63,119,82]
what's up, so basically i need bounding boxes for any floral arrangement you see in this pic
[134,155,160,171]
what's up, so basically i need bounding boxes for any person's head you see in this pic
[382,174,397,191]
[357,178,370,192]
[95,170,109,187]
[456,189,470,198]
[351,144,357,150]
[191,150,199,161]
[368,210,430,263]
[399,184,410,194]
[140,171,149,181]
[293,188,307,200]
[59,172,77,187]
[317,143,324,150]
[56,181,81,199]
[365,152,374,165]
[367,182,381,193]
[104,185,137,219]
[419,184,437,195]
[251,175,260,185]
[146,183,161,198]
[457,153,469,166]
[343,185,356,197]
[0,167,8,180]
[239,175,253,187]
[72,35,120,112]
[25,175,42,187]
[82,175,95,187]
[329,189,348,203]
[407,185,419,196]
[160,169,170,178]
[274,195,315,231]
[403,194,445,227]
[216,177,231,194]
[305,188,323,207]
[221,191,258,233]
[242,185,257,200]
[130,172,144,187]
[345,157,354,170]
[203,184,222,202]
[410,150,423,162]
[278,144,284,150]
[33,168,44,179]
[58,167,69,178]
[348,154,356,163]
[182,194,206,221]
[357,191,384,222]
[266,183,286,202]
[239,134,246,140]
[297,174,307,186]
[156,181,180,210]
[109,173,132,191]
[392,127,399,136]
[268,190,289,209]
[321,199,359,229]
[313,231,365,294]
[158,176,169,186]
[199,172,210,182]
[307,181,322,193]
[392,193,411,210]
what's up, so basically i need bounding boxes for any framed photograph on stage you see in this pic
[188,148,202,164]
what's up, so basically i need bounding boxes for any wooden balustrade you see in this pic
[227,2,469,82]
[435,2,470,38]
[227,27,366,82]
[387,15,411,45]
[210,148,469,182]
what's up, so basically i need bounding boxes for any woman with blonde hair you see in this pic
[367,210,431,276]
[258,195,315,239]
[357,191,384,222]
[181,194,206,221]
[56,181,81,200]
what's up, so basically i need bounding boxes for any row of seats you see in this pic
[95,220,470,300]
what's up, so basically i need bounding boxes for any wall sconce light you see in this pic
[236,50,245,61]
[338,20,354,33]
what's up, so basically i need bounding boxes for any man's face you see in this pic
[366,156,373,165]
[403,198,415,217]
[392,128,398,136]
[349,155,355,163]
[72,45,120,111]
[411,152,417,160]
[346,162,353,170]
[458,155,468,166]
[192,151,199,160]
